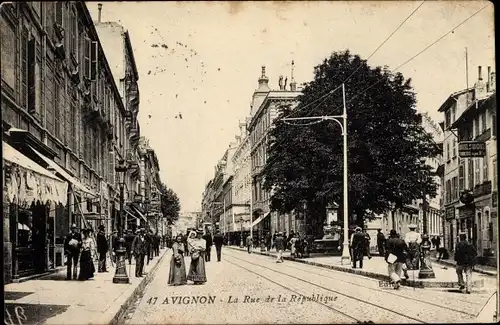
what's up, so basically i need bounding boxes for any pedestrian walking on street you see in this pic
[435,235,441,251]
[404,224,422,270]
[363,227,372,259]
[78,229,95,281]
[187,229,207,284]
[290,233,299,258]
[265,232,272,252]
[246,234,253,254]
[145,230,154,265]
[455,233,477,294]
[274,232,285,263]
[385,229,410,290]
[124,229,135,265]
[203,230,213,262]
[350,227,365,269]
[213,230,224,262]
[96,225,109,272]
[64,223,82,280]
[272,231,278,250]
[132,229,147,277]
[168,235,187,286]
[377,229,386,256]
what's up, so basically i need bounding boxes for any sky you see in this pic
[87,1,495,213]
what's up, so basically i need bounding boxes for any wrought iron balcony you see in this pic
[473,181,492,198]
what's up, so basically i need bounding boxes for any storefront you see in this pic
[3,142,68,283]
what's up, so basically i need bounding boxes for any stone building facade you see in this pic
[447,66,497,266]
[247,66,301,238]
[1,1,129,283]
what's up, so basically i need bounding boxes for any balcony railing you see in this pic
[473,181,492,198]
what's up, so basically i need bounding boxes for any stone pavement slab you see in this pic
[4,248,169,325]
[227,246,493,289]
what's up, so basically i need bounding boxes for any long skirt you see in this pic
[187,255,207,284]
[406,242,420,270]
[168,254,187,285]
[78,250,95,281]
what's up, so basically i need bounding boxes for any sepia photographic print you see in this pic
[1,1,498,324]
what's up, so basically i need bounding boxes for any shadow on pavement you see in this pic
[4,302,70,325]
[5,291,34,301]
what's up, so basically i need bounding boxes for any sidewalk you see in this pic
[4,248,170,325]
[430,256,498,276]
[227,246,493,289]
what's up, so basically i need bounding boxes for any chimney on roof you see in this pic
[98,3,103,23]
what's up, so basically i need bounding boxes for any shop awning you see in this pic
[131,205,148,223]
[28,145,95,196]
[251,212,270,228]
[3,141,68,206]
[124,209,139,220]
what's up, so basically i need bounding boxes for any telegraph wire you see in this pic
[336,3,489,110]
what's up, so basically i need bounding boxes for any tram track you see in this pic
[224,253,428,324]
[225,250,481,323]
[240,252,482,316]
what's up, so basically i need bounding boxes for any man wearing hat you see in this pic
[454,232,477,294]
[385,229,410,289]
[64,224,82,280]
[124,229,136,265]
[131,228,147,277]
[350,227,366,269]
[274,232,285,263]
[96,225,109,272]
[404,224,422,270]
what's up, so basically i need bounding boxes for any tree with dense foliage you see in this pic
[159,183,181,224]
[261,50,441,232]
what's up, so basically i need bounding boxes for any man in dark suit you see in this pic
[350,227,366,269]
[154,233,160,256]
[132,229,147,277]
[203,230,213,262]
[96,225,109,272]
[385,229,410,289]
[64,223,82,280]
[145,229,154,265]
[124,229,135,265]
[213,230,224,262]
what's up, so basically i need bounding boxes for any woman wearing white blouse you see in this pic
[78,229,95,281]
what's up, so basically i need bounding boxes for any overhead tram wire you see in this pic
[330,3,489,112]
[292,0,426,120]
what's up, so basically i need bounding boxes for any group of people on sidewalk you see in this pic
[168,228,225,286]
[64,223,164,281]
[382,226,477,293]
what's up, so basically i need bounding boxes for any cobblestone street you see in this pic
[122,248,496,324]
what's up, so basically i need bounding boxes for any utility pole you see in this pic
[281,84,350,266]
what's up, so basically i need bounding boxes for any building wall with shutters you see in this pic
[1,2,130,233]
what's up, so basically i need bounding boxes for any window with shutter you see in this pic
[70,8,77,58]
[452,177,458,201]
[84,37,90,79]
[493,113,497,137]
[468,159,474,190]
[71,101,77,152]
[481,112,487,133]
[459,164,465,191]
[46,62,55,134]
[483,148,488,182]
[91,41,98,81]
[27,38,36,114]
[54,80,60,138]
[475,158,481,186]
[55,2,63,27]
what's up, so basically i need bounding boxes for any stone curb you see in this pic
[227,246,485,289]
[430,258,497,276]
[105,249,169,325]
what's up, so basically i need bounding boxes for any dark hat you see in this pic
[98,225,105,230]
[355,226,362,232]
[390,229,398,237]
[196,228,204,234]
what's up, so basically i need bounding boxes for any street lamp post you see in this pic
[301,200,307,236]
[113,162,129,284]
[418,161,435,279]
[240,217,244,248]
[281,83,350,265]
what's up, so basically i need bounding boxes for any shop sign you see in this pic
[459,141,486,158]
[445,207,456,220]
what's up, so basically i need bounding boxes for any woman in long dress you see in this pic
[187,230,207,285]
[78,229,95,281]
[168,234,187,285]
